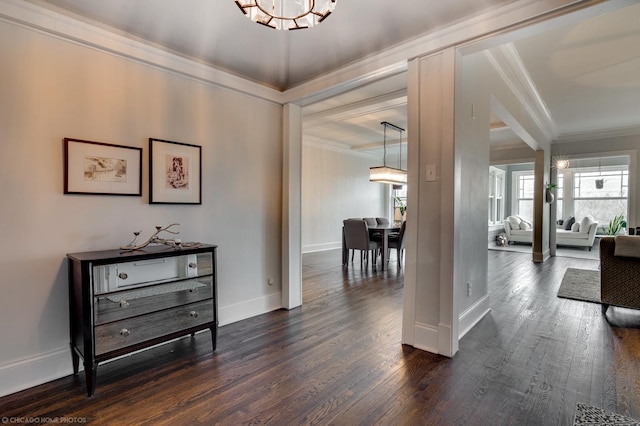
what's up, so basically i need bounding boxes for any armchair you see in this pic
[599,236,640,316]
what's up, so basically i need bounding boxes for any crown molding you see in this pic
[3,0,627,112]
[555,125,640,143]
[304,90,407,129]
[0,0,284,104]
[491,141,533,151]
[484,44,557,143]
[283,0,603,105]
[303,137,381,161]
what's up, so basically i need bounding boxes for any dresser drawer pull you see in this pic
[189,311,199,318]
[119,328,130,337]
[188,262,197,269]
[119,300,130,308]
[118,272,128,280]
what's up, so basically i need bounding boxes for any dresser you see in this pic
[67,244,217,396]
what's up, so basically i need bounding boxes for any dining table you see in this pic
[342,223,401,270]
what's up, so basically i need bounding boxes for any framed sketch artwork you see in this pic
[64,138,142,196]
[149,138,202,204]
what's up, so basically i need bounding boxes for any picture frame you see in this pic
[64,138,142,196]
[149,138,202,204]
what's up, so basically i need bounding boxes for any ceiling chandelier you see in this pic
[370,122,407,186]
[234,0,337,30]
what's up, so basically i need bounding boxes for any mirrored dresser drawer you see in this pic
[67,244,218,396]
[95,299,214,355]
[93,252,213,294]
[94,276,213,325]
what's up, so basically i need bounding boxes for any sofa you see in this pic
[503,215,599,250]
[600,236,640,315]
[502,216,534,244]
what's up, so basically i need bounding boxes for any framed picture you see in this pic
[64,138,142,196]
[149,138,202,204]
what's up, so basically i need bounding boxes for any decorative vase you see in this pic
[546,189,555,203]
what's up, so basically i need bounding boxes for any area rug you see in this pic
[557,268,601,303]
[574,403,640,425]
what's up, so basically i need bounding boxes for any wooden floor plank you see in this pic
[1,249,639,425]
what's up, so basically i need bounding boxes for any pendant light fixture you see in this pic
[553,155,570,170]
[234,0,337,30]
[595,158,605,189]
[369,121,407,185]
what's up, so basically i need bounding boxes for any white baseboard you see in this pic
[301,242,341,254]
[218,292,283,326]
[0,293,283,398]
[459,296,491,339]
[0,348,73,398]
[438,323,455,357]
[413,299,491,358]
[412,322,440,354]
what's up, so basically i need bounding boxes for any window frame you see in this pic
[488,166,506,225]
[512,170,535,221]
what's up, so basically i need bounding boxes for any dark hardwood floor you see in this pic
[1,250,639,425]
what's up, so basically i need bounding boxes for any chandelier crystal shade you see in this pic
[370,122,407,185]
[234,0,337,30]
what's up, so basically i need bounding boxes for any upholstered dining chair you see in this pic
[387,221,407,266]
[343,219,381,268]
[368,218,387,242]
[363,217,377,227]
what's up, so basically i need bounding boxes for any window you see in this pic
[573,167,628,224]
[488,167,505,225]
[393,186,407,223]
[555,174,564,222]
[513,171,534,222]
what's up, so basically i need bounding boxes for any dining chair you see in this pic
[363,217,377,227]
[343,219,381,268]
[388,221,407,266]
[375,217,390,225]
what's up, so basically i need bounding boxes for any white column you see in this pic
[403,49,458,357]
[282,103,302,309]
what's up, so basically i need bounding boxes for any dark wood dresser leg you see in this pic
[71,346,79,375]
[210,326,217,351]
[84,361,98,397]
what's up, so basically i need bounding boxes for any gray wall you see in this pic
[0,19,283,396]
[301,143,387,253]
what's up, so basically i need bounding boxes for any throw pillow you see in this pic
[517,216,532,227]
[564,216,575,230]
[520,221,531,230]
[571,223,580,232]
[580,217,593,233]
[507,216,521,229]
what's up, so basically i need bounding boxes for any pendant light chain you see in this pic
[399,130,403,171]
[383,124,388,167]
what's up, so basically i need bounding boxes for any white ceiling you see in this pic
[27,0,513,90]
[305,2,640,159]
[513,6,640,138]
[24,0,640,160]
